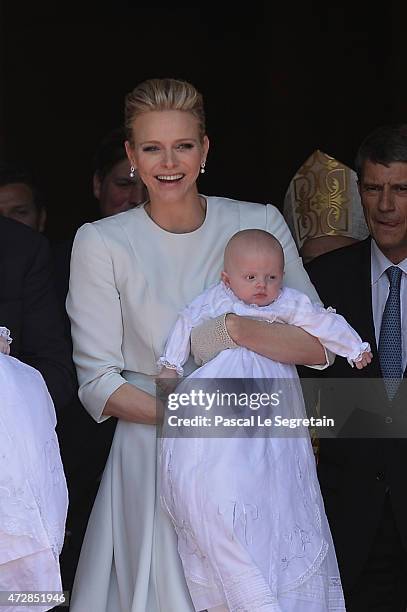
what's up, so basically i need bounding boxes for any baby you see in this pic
[158,230,370,612]
[158,229,371,379]
[0,326,11,354]
[0,326,67,605]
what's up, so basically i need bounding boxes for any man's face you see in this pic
[0,182,46,231]
[94,158,147,218]
[359,160,407,263]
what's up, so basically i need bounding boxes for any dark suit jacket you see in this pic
[0,216,75,411]
[303,237,407,590]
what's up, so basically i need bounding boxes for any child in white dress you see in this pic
[158,230,372,612]
[0,327,68,611]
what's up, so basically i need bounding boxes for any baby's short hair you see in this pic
[224,229,284,271]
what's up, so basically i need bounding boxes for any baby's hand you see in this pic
[355,351,373,370]
[157,367,178,379]
[156,367,179,395]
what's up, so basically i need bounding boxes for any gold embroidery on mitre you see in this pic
[291,150,353,246]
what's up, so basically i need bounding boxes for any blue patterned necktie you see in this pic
[378,266,403,400]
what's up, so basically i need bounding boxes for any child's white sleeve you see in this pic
[157,310,194,376]
[274,292,371,366]
[157,284,230,376]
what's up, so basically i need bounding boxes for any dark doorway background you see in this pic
[2,2,407,242]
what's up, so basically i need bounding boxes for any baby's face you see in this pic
[0,336,10,355]
[222,248,284,306]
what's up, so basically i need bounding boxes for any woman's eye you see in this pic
[176,143,194,150]
[143,145,159,152]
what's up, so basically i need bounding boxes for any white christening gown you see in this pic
[0,347,68,611]
[159,283,369,611]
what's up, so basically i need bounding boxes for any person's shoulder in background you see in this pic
[305,237,370,286]
[0,215,76,411]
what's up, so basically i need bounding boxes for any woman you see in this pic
[67,78,339,612]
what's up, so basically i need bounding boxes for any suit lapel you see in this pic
[347,239,381,377]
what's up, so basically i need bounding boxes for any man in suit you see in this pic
[0,162,47,232]
[0,214,75,411]
[305,124,407,610]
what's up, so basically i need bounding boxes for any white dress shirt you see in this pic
[371,240,407,373]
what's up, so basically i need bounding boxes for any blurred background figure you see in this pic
[92,126,147,218]
[0,161,47,232]
[283,150,369,263]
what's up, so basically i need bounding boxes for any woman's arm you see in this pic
[67,223,160,424]
[103,383,158,424]
[226,315,326,365]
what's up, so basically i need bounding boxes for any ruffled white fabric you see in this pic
[0,354,68,608]
[156,358,184,376]
[159,283,357,611]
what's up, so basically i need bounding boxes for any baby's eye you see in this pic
[268,275,276,280]
[246,275,255,280]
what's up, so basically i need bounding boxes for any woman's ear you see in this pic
[125,140,135,166]
[203,135,210,160]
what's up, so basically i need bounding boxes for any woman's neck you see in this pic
[146,192,206,233]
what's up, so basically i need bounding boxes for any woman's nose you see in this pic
[162,149,177,168]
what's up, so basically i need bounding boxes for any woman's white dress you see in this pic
[67,196,336,612]
[159,282,369,611]
[0,352,68,611]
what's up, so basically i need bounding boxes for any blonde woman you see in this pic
[68,78,340,611]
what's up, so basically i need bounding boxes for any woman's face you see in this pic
[126,110,208,203]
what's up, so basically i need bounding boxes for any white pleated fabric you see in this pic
[160,285,348,611]
[0,354,68,611]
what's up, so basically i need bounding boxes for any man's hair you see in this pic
[93,127,127,181]
[0,161,45,212]
[355,123,407,180]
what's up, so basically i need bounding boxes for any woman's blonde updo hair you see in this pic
[125,78,206,145]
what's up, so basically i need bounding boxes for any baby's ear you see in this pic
[221,271,230,286]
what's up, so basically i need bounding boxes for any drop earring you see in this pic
[200,161,206,174]
[130,166,135,178]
